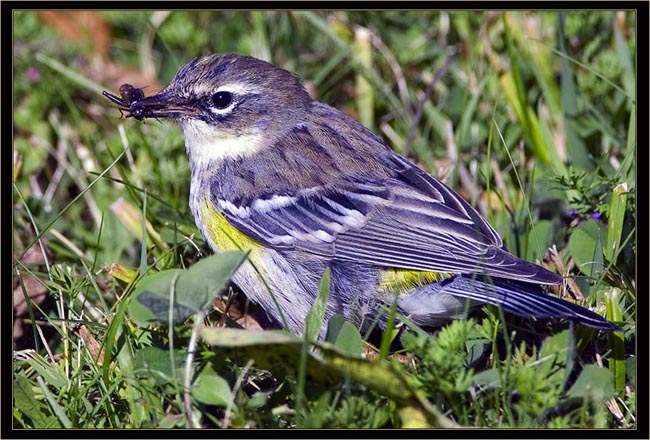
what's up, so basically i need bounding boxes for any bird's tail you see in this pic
[400,274,621,331]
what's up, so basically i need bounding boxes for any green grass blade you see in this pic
[378,298,398,361]
[605,183,629,262]
[606,290,626,391]
[558,13,591,170]
[37,376,72,428]
[35,53,106,96]
[17,148,127,261]
[304,268,331,343]
[613,15,635,99]
[354,26,374,130]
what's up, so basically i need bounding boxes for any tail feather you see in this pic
[404,274,621,331]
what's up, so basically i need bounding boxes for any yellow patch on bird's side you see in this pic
[379,268,452,294]
[200,201,260,253]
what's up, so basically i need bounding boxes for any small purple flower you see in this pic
[591,211,602,220]
[569,210,579,219]
[26,66,40,82]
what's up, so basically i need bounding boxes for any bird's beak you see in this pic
[128,91,198,121]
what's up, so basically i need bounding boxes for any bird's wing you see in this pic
[335,154,561,284]
[215,150,561,285]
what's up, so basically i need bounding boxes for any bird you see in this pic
[105,53,619,336]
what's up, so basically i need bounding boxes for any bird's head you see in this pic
[127,54,313,163]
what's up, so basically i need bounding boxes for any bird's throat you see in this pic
[182,119,267,166]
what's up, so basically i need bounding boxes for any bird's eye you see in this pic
[212,91,233,109]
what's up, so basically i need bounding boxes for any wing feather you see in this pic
[215,128,561,285]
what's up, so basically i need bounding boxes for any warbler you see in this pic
[106,53,619,336]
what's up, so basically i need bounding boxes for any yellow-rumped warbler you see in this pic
[104,53,619,335]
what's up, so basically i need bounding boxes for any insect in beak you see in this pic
[102,84,148,119]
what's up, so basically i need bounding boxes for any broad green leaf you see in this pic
[325,314,346,344]
[187,250,247,290]
[14,375,52,428]
[523,219,553,263]
[568,219,607,278]
[175,251,247,312]
[128,252,247,325]
[128,269,185,325]
[566,365,615,401]
[192,365,231,406]
[133,346,185,386]
[325,314,363,356]
[539,330,569,363]
[472,368,501,388]
[465,338,490,368]
[537,330,570,387]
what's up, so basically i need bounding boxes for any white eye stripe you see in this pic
[190,82,256,96]
[209,99,236,115]
[215,83,256,94]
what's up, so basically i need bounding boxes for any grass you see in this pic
[12,10,636,430]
